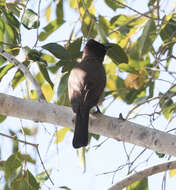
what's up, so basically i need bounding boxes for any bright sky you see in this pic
[1,0,176,190]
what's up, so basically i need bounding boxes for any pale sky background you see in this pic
[1,0,176,190]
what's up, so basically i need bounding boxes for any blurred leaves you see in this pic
[21,9,39,29]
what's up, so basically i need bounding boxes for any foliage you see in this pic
[0,0,176,189]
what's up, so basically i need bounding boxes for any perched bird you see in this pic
[68,39,111,148]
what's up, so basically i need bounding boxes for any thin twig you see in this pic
[0,132,37,147]
[33,0,41,48]
[111,0,176,25]
[0,132,54,185]
[108,159,176,190]
[36,145,54,185]
[0,48,45,101]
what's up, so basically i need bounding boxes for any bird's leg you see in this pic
[96,106,101,113]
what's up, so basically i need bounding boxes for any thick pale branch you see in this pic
[0,48,45,101]
[108,160,176,190]
[0,93,176,157]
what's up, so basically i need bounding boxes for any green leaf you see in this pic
[19,126,38,136]
[4,153,22,180]
[12,70,25,89]
[9,130,19,153]
[0,114,6,123]
[4,23,15,44]
[96,21,108,43]
[7,166,22,188]
[35,72,45,86]
[27,49,43,62]
[57,72,69,99]
[42,43,68,59]
[21,9,39,29]
[10,170,39,190]
[160,16,176,41]
[110,14,135,26]
[104,0,124,10]
[0,63,14,81]
[137,20,156,57]
[0,19,4,45]
[67,37,82,59]
[159,93,175,120]
[127,178,149,190]
[36,169,52,185]
[148,0,157,6]
[106,43,128,64]
[59,186,71,190]
[38,63,54,89]
[56,0,64,21]
[39,19,65,41]
[41,54,56,63]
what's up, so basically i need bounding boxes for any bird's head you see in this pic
[83,39,112,60]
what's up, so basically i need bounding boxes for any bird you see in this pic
[68,39,111,148]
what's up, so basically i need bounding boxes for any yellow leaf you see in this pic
[45,4,51,22]
[170,169,176,178]
[41,83,54,102]
[54,127,69,144]
[30,90,38,100]
[105,61,118,91]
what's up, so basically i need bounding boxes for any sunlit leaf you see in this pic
[41,54,56,64]
[36,169,52,185]
[105,62,118,92]
[69,0,78,9]
[0,63,14,81]
[39,19,64,41]
[35,72,45,86]
[125,73,142,89]
[38,63,54,89]
[105,0,124,10]
[41,83,54,102]
[0,114,6,123]
[45,4,51,22]
[12,70,25,89]
[170,169,176,178]
[29,90,38,100]
[54,127,69,143]
[21,9,39,29]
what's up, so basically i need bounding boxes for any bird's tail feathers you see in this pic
[73,110,89,148]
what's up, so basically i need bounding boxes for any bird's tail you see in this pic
[73,110,89,149]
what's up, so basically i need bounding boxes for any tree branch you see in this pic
[0,93,176,157]
[108,159,176,190]
[0,48,45,101]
